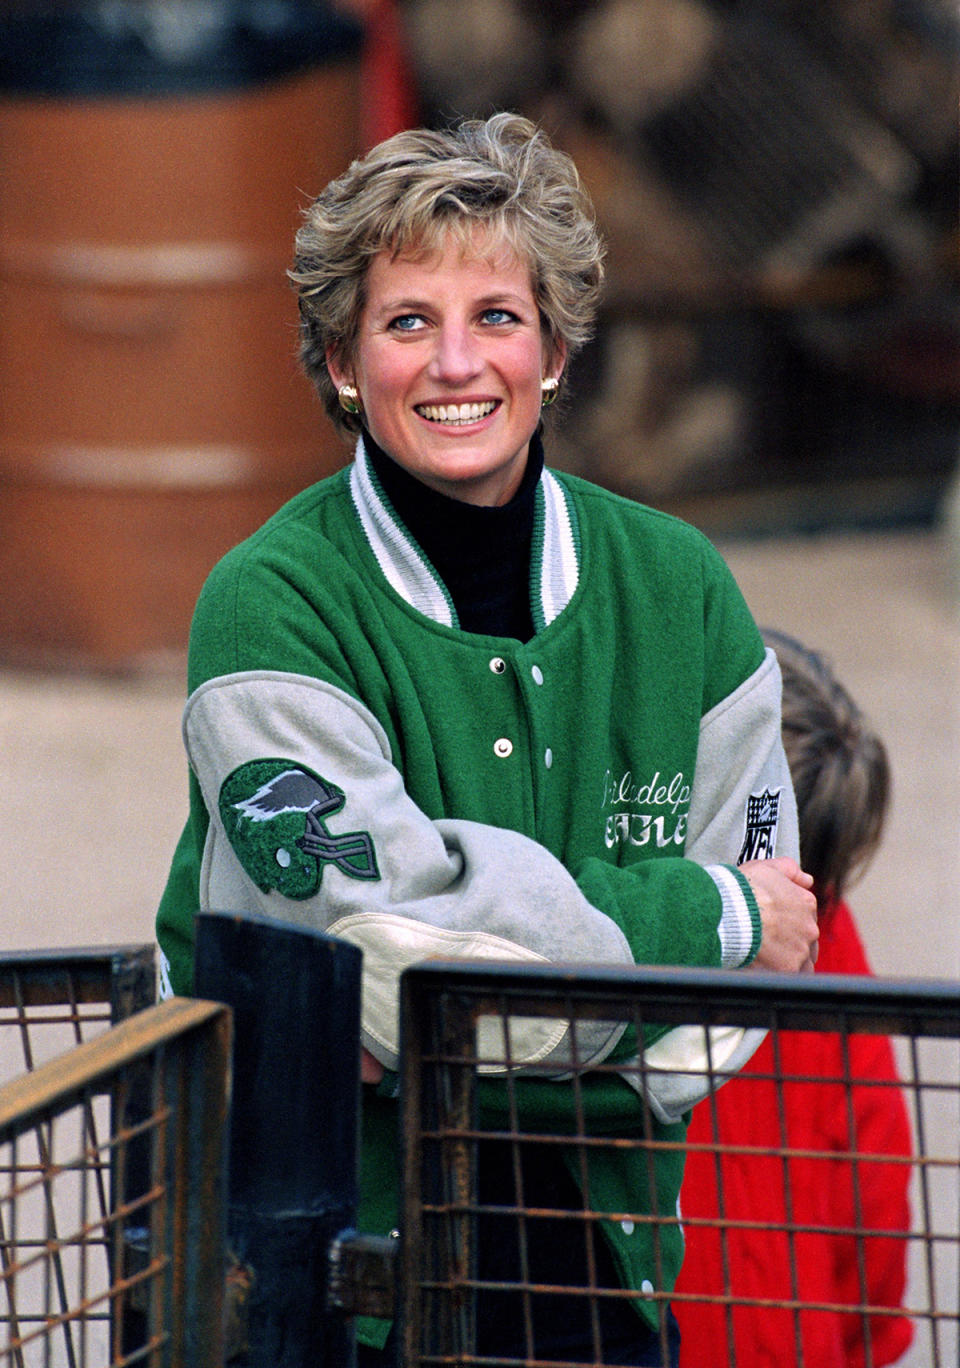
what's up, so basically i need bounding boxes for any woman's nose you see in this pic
[429,320,483,384]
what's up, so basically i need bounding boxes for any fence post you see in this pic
[195,910,363,1367]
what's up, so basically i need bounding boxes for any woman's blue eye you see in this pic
[391,314,425,331]
[483,308,515,325]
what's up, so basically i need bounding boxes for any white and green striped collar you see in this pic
[349,436,581,631]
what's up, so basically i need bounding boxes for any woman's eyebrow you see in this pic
[374,291,532,315]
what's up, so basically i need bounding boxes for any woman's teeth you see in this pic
[417,401,496,425]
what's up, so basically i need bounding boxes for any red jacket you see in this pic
[674,899,913,1367]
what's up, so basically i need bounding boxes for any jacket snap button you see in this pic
[531,665,544,685]
[494,738,513,758]
[489,657,507,674]
[544,748,553,769]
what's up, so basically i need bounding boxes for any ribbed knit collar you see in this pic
[364,428,544,640]
[348,432,581,636]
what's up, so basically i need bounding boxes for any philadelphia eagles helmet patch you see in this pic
[738,787,781,864]
[219,759,380,899]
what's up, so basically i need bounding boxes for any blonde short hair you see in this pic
[289,113,605,433]
[763,628,890,903]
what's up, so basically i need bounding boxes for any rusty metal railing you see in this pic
[2,933,953,1367]
[0,946,159,1363]
[0,927,370,1368]
[396,962,959,1368]
[0,995,230,1367]
[0,947,156,1083]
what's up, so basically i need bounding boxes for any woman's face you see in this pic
[327,230,563,506]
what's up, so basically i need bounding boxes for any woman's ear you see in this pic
[325,345,352,391]
[544,336,567,385]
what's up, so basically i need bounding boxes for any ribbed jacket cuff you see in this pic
[706,864,762,967]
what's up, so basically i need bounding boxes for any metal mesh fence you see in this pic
[397,962,959,1368]
[0,949,156,1086]
[1,941,954,1366]
[0,993,229,1368]
[0,948,158,1364]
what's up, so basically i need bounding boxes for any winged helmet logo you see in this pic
[219,760,379,899]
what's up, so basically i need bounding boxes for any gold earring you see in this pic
[541,377,560,407]
[338,384,361,415]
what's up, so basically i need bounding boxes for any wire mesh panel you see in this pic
[397,962,959,1368]
[0,948,156,1085]
[0,996,229,1368]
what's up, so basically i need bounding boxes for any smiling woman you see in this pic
[156,112,819,1367]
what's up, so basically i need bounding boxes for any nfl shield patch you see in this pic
[737,787,782,863]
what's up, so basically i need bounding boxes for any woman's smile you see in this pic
[415,399,499,426]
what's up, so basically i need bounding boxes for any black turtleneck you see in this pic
[364,428,544,643]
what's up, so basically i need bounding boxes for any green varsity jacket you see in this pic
[157,440,798,1342]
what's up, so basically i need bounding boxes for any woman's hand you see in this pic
[741,857,819,973]
[362,1047,385,1085]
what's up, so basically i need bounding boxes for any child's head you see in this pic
[763,628,890,905]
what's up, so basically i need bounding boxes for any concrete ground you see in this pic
[720,523,960,985]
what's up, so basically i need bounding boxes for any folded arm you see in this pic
[181,646,814,1121]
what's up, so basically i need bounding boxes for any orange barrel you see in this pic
[0,3,362,670]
